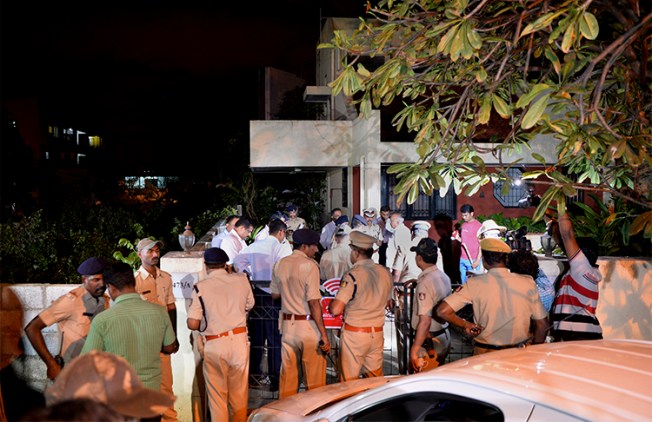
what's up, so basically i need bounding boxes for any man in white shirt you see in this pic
[220,218,253,262]
[319,208,342,250]
[232,219,290,391]
[211,215,239,248]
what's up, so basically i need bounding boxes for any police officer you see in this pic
[187,248,254,422]
[271,229,330,399]
[409,238,452,372]
[329,231,393,381]
[25,257,109,380]
[436,238,549,355]
[319,224,353,281]
[134,238,178,422]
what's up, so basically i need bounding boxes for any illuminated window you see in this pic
[77,153,86,166]
[89,136,102,147]
[53,127,59,137]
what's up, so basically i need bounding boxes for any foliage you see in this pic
[323,0,651,238]
[570,194,651,256]
[479,213,546,234]
[216,172,279,225]
[277,174,327,230]
[0,204,144,283]
[112,226,146,271]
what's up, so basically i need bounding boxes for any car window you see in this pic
[342,392,504,421]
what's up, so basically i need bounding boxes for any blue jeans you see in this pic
[459,259,478,284]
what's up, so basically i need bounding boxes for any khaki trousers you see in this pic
[203,333,250,422]
[160,353,178,422]
[338,329,384,381]
[278,320,326,399]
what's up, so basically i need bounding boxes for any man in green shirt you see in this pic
[82,262,179,391]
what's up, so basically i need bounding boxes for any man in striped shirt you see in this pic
[551,211,603,341]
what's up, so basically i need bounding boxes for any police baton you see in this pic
[318,340,336,368]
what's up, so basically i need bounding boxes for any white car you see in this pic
[249,339,652,421]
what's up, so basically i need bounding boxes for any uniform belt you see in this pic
[343,323,383,333]
[429,328,448,337]
[282,314,311,320]
[205,326,247,341]
[473,340,525,350]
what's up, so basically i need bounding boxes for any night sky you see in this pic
[2,1,367,173]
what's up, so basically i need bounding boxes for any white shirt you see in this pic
[319,221,338,250]
[220,231,247,263]
[211,228,234,248]
[233,235,292,292]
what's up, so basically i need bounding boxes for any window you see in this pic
[493,168,528,208]
[89,136,102,148]
[382,165,456,220]
[346,392,503,421]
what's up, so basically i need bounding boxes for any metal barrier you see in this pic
[246,279,474,393]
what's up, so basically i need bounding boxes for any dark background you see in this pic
[2,1,367,174]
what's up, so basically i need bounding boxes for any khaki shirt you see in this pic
[320,244,352,281]
[39,285,109,362]
[411,265,451,332]
[286,217,306,232]
[271,250,321,316]
[335,258,392,327]
[359,223,383,244]
[188,269,254,335]
[444,267,548,345]
[134,266,175,307]
[393,235,424,283]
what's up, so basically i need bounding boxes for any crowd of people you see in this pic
[16,202,606,421]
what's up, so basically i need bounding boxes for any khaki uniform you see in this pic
[39,286,109,363]
[443,267,548,354]
[359,224,383,263]
[286,216,306,233]
[411,266,452,368]
[188,269,254,422]
[134,266,177,422]
[270,250,326,398]
[334,259,392,381]
[319,244,352,281]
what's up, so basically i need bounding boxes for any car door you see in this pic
[330,379,535,421]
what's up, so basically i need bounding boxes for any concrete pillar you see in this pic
[160,250,206,422]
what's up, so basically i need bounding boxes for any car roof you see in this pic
[252,340,652,421]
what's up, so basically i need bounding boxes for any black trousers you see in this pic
[249,289,282,388]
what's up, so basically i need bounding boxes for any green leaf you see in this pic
[407,183,419,204]
[520,10,565,38]
[631,211,652,236]
[531,153,546,164]
[475,66,488,83]
[579,12,599,40]
[521,94,550,129]
[477,93,492,124]
[515,83,551,109]
[492,94,511,119]
[545,47,562,75]
[561,21,577,53]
